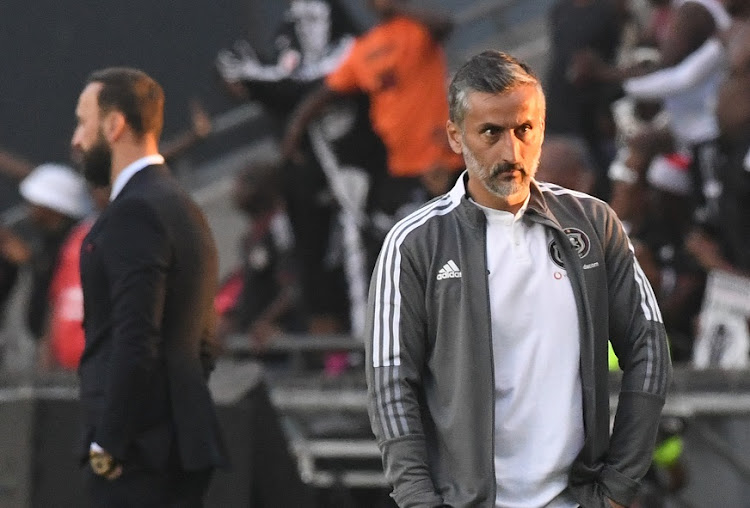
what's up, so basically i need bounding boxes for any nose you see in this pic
[497,130,523,164]
[71,127,82,150]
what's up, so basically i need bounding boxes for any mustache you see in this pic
[490,162,525,176]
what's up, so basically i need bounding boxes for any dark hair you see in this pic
[87,67,165,139]
[448,50,544,126]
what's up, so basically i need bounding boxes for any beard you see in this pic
[462,141,538,199]
[76,130,112,187]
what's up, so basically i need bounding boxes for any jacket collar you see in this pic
[110,154,165,201]
[450,171,562,230]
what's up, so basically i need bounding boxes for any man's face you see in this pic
[447,84,545,210]
[71,82,112,187]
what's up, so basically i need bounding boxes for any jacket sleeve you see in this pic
[365,238,443,508]
[601,204,672,505]
[96,199,171,460]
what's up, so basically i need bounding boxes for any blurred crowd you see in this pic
[0,0,748,388]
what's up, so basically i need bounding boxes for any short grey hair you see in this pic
[448,50,544,127]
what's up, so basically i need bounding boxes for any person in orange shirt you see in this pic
[282,0,462,219]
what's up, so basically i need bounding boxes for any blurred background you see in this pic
[0,0,749,506]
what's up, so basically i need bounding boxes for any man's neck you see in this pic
[110,144,160,184]
[467,179,529,215]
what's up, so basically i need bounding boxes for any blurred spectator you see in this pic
[216,162,304,351]
[281,0,463,220]
[41,185,110,371]
[159,98,214,163]
[217,0,385,336]
[216,0,359,107]
[0,148,31,310]
[544,0,626,199]
[618,0,676,54]
[637,154,706,362]
[18,164,91,343]
[535,134,597,193]
[607,86,669,231]
[576,0,732,225]
[696,3,750,275]
[0,227,24,314]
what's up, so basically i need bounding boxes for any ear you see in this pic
[102,110,126,142]
[446,120,463,155]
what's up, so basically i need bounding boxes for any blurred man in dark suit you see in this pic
[71,67,227,507]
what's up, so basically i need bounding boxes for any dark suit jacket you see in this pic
[78,164,227,472]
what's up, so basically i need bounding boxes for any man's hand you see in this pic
[189,99,212,139]
[215,40,262,83]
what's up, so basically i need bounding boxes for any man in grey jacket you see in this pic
[364,50,671,508]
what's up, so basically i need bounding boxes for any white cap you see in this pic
[20,163,91,219]
[646,153,693,197]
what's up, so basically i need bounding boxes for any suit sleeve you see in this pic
[601,204,672,505]
[96,199,171,459]
[365,238,443,508]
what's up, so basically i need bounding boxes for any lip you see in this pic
[497,170,521,178]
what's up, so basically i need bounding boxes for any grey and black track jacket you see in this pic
[365,173,672,508]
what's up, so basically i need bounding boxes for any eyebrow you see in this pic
[476,119,533,131]
[477,122,504,130]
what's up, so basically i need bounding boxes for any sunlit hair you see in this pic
[448,50,545,127]
[87,67,165,140]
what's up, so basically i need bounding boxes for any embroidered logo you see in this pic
[436,260,462,280]
[548,228,591,268]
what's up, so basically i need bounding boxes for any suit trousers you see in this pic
[86,464,212,508]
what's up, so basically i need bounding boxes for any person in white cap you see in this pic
[18,163,91,343]
[20,163,91,223]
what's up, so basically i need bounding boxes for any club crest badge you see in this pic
[548,228,591,268]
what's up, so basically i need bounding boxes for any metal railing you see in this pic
[227,334,750,491]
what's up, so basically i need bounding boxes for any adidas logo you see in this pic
[436,260,462,280]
